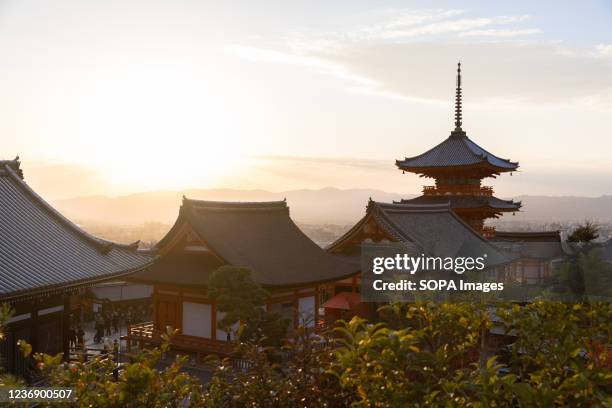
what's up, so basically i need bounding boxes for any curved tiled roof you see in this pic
[398,195,521,211]
[396,131,518,173]
[138,198,358,287]
[490,230,567,260]
[328,201,511,267]
[0,160,152,301]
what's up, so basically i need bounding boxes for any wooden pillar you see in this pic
[314,286,320,324]
[211,301,217,341]
[62,295,71,360]
[30,307,39,353]
[293,289,299,329]
[152,287,158,331]
[351,275,358,293]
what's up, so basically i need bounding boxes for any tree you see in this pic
[496,301,611,406]
[0,307,203,407]
[205,326,350,407]
[568,221,599,244]
[207,266,289,346]
[1,299,610,406]
[207,266,269,333]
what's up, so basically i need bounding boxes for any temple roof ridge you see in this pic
[182,197,288,212]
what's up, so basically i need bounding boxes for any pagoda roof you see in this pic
[134,198,358,287]
[396,131,519,174]
[0,159,152,302]
[398,195,521,211]
[328,201,511,266]
[396,64,518,175]
[490,230,568,260]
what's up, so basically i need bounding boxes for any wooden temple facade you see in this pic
[490,230,567,285]
[0,159,152,379]
[396,63,521,237]
[128,198,358,356]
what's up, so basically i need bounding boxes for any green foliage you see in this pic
[496,301,611,407]
[0,305,23,389]
[208,266,289,347]
[207,266,269,330]
[238,308,290,347]
[0,300,610,406]
[38,348,203,407]
[204,326,350,407]
[568,221,599,244]
[555,248,612,300]
[580,248,612,299]
[331,302,500,406]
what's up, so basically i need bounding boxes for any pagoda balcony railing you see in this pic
[481,226,496,238]
[423,185,493,196]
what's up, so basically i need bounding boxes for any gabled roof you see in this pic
[0,159,152,302]
[136,198,358,287]
[398,195,521,211]
[328,201,511,267]
[490,230,568,260]
[396,130,519,174]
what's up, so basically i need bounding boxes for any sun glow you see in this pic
[57,58,256,192]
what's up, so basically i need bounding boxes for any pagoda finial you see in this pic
[454,61,463,131]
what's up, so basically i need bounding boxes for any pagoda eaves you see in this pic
[395,62,520,236]
[395,130,519,179]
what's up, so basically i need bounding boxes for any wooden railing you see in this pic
[481,226,496,238]
[125,322,234,355]
[423,185,493,196]
[128,322,155,339]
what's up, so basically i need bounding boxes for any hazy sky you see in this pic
[1,0,611,199]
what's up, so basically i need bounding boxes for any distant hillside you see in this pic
[52,189,612,226]
[53,187,407,225]
[513,195,612,222]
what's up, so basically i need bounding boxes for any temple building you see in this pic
[0,158,152,378]
[328,201,510,268]
[490,231,567,285]
[395,63,520,237]
[328,63,569,292]
[127,198,358,356]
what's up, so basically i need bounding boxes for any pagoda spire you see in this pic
[454,62,463,132]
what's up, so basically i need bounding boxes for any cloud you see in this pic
[594,44,612,58]
[257,155,391,170]
[230,39,612,111]
[458,28,542,37]
[225,8,612,115]
[364,15,531,40]
[224,44,380,89]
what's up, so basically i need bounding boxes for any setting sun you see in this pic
[54,59,255,190]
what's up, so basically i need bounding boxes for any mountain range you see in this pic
[51,188,612,226]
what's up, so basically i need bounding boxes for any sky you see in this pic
[1,0,611,199]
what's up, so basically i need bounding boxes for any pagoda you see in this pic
[396,63,521,236]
